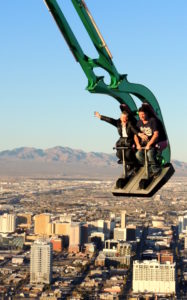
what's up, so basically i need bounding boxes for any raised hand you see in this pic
[94,111,101,119]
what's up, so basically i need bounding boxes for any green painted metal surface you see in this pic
[43,0,171,163]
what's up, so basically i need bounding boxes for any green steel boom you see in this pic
[43,0,171,163]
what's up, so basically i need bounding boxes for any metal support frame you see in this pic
[144,149,149,179]
[114,146,129,178]
[122,149,127,178]
[43,0,172,165]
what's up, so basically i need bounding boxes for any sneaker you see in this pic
[152,169,162,178]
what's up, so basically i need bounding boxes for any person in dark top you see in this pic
[134,106,162,177]
[94,110,139,171]
[136,103,167,143]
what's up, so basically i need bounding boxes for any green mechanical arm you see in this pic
[43,0,171,163]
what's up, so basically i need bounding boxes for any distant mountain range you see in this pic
[0,146,186,177]
[0,146,116,165]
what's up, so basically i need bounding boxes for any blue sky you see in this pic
[0,1,187,162]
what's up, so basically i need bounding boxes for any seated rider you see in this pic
[94,110,139,172]
[134,105,162,177]
[136,103,168,151]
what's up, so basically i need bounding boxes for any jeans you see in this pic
[116,138,136,166]
[136,148,160,173]
[116,148,135,164]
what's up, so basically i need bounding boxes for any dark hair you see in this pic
[120,104,130,114]
[138,106,149,114]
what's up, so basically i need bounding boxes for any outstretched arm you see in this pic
[94,112,118,127]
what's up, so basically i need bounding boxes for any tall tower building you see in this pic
[69,222,80,253]
[80,223,88,246]
[133,260,175,294]
[0,213,16,233]
[121,210,126,229]
[34,214,51,235]
[69,222,80,245]
[30,239,52,284]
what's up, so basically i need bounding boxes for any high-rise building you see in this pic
[69,222,80,253]
[178,215,187,234]
[30,239,52,284]
[93,219,105,232]
[117,242,131,256]
[89,219,115,239]
[104,220,116,239]
[80,223,88,246]
[102,240,131,266]
[105,239,118,250]
[69,222,80,245]
[184,235,187,250]
[54,221,70,236]
[46,222,55,236]
[126,225,136,241]
[121,210,126,229]
[34,214,51,236]
[133,260,175,294]
[53,221,71,249]
[104,240,131,256]
[114,227,126,241]
[0,213,16,233]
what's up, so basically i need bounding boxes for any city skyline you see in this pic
[0,177,187,300]
[0,177,186,298]
[0,1,187,162]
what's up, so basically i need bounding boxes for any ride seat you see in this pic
[155,140,168,151]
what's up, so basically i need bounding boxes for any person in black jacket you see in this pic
[94,110,139,170]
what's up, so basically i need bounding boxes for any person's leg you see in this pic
[125,149,139,171]
[124,149,132,162]
[136,150,144,165]
[147,148,161,174]
[116,149,122,161]
[124,149,132,170]
[116,138,123,162]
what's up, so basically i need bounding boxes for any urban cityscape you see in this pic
[0,175,186,299]
[1,0,186,299]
